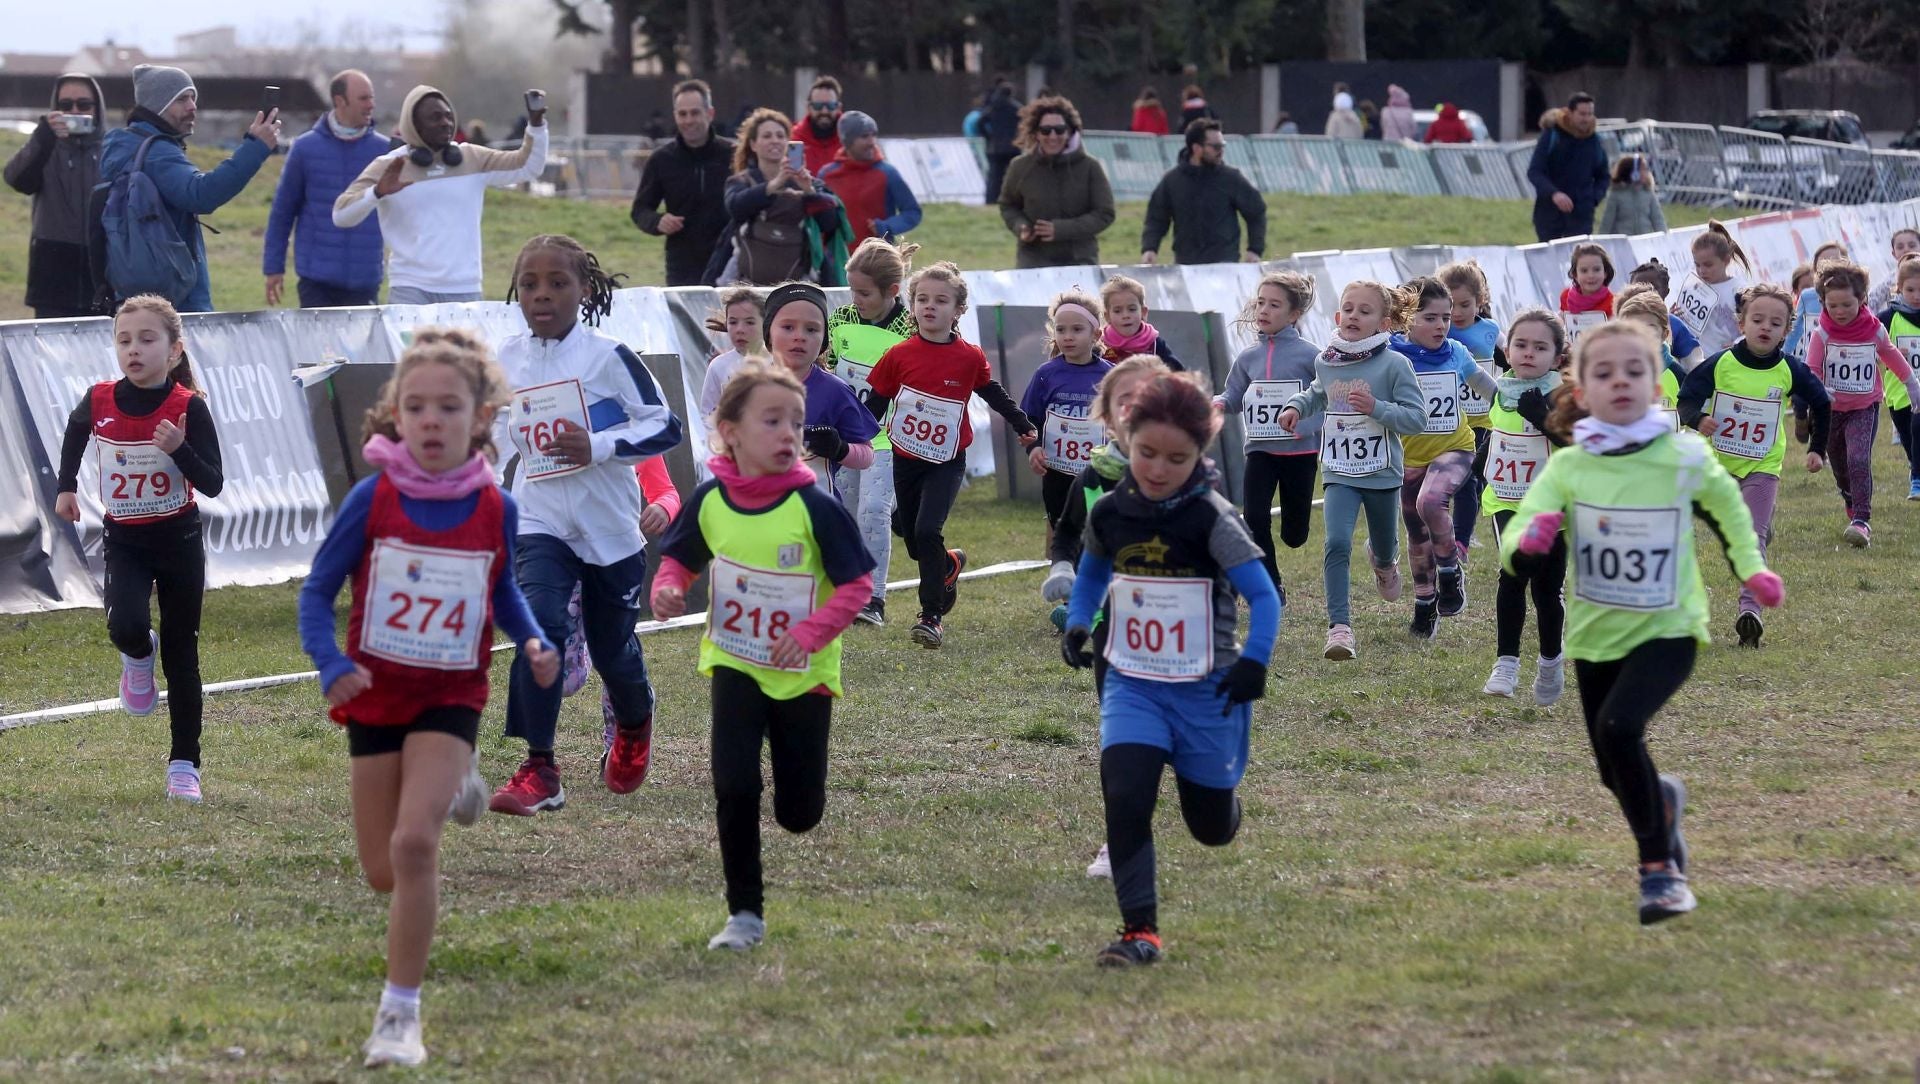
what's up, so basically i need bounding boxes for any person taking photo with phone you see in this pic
[6,72,107,317]
[702,108,850,287]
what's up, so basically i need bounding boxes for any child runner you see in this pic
[1505,320,1780,925]
[1803,262,1920,547]
[1439,260,1500,554]
[829,237,921,627]
[1866,228,1920,314]
[1479,309,1569,704]
[863,261,1038,649]
[1216,270,1320,591]
[651,362,875,952]
[1627,259,1702,369]
[490,234,683,814]
[1392,276,1498,638]
[1559,241,1615,343]
[1098,274,1185,370]
[53,295,225,801]
[1616,285,1688,427]
[1060,372,1280,966]
[763,281,879,493]
[698,287,765,422]
[297,329,560,1068]
[1023,288,1114,556]
[1672,221,1750,360]
[1676,282,1828,649]
[1877,254,1920,499]
[1275,281,1427,661]
[1782,241,1846,361]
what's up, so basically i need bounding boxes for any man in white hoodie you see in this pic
[333,85,548,303]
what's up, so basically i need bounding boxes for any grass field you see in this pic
[0,130,1738,322]
[5,424,1920,1079]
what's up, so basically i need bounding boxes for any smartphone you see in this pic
[259,85,281,116]
[525,90,546,114]
[786,140,805,173]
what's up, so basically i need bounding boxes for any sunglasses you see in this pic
[57,98,96,111]
[1202,141,1226,150]
[809,100,840,111]
[1037,124,1070,135]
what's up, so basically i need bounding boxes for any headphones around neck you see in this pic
[409,143,463,168]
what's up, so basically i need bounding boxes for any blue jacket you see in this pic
[1525,113,1609,213]
[263,116,388,291]
[97,117,271,312]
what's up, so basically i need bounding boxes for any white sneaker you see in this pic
[447,749,486,826]
[1533,654,1566,707]
[165,760,202,803]
[1482,656,1520,698]
[707,911,766,951]
[363,1002,426,1068]
[1085,843,1112,879]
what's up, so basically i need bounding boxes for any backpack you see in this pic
[734,202,809,285]
[99,135,198,304]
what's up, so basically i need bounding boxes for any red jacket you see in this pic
[1130,105,1170,136]
[1424,104,1473,144]
[796,120,842,175]
[819,149,888,245]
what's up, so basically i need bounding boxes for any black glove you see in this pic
[1061,626,1093,669]
[1515,387,1552,431]
[803,424,849,463]
[1216,657,1267,714]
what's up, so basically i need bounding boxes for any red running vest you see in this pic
[90,381,196,525]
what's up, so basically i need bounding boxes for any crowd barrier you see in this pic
[2,197,1914,615]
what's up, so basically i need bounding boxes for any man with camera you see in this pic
[263,70,389,308]
[5,73,108,318]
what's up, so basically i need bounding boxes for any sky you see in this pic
[9,1,450,55]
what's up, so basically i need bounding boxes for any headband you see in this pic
[1053,302,1099,328]
[762,282,831,349]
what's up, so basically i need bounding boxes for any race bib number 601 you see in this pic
[1103,575,1213,681]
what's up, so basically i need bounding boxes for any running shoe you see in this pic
[120,630,159,716]
[1661,773,1689,875]
[910,614,944,649]
[855,599,886,627]
[1844,520,1871,548]
[1323,623,1357,661]
[1436,565,1466,617]
[488,757,566,816]
[1483,656,1520,697]
[708,911,766,951]
[448,749,486,826]
[1735,611,1763,649]
[1533,655,1565,708]
[1085,843,1112,879]
[165,760,202,804]
[561,583,589,698]
[603,716,654,795]
[1638,862,1696,925]
[1909,479,1920,501]
[1049,603,1069,632]
[1371,558,1402,602]
[1096,925,1163,967]
[363,1002,426,1068]
[941,548,967,615]
[1409,599,1439,640]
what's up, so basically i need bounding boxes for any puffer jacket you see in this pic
[262,115,390,292]
[997,142,1116,268]
[4,74,105,311]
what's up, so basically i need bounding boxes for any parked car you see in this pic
[1411,108,1489,143]
[1731,110,1876,203]
[1741,110,1871,149]
[1893,120,1920,151]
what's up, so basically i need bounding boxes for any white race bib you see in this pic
[1242,379,1304,440]
[1320,412,1389,476]
[360,539,493,669]
[508,379,592,481]
[96,438,188,521]
[1043,408,1102,472]
[707,556,816,671]
[1825,342,1878,395]
[1103,575,1213,682]
[837,357,874,402]
[1486,428,1549,502]
[889,385,966,462]
[1709,391,1780,461]
[1562,310,1607,342]
[1898,335,1920,372]
[1673,278,1716,337]
[1460,363,1494,418]
[1416,371,1461,434]
[1572,503,1681,611]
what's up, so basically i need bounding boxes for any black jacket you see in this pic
[4,74,105,312]
[1140,157,1266,266]
[980,88,1022,157]
[629,126,738,287]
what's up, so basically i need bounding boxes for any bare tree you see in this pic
[1325,0,1365,61]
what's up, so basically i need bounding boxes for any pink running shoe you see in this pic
[166,760,202,803]
[120,630,159,716]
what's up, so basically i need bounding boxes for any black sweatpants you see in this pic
[891,453,966,617]
[710,666,833,918]
[1102,742,1241,931]
[1490,510,1566,658]
[1573,638,1695,865]
[1241,451,1318,587]
[103,522,206,766]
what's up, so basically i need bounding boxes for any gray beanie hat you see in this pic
[133,65,195,114]
[838,110,878,143]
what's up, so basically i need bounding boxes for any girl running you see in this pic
[1098,274,1185,370]
[1480,309,1568,705]
[490,234,683,814]
[651,362,875,952]
[1867,228,1919,314]
[1559,242,1615,342]
[1676,282,1829,649]
[763,281,878,494]
[1627,259,1702,369]
[829,237,921,627]
[1023,288,1114,553]
[1615,285,1688,426]
[1216,270,1320,590]
[698,287,765,422]
[1803,262,1920,547]
[1440,260,1500,554]
[1672,221,1750,359]
[1392,276,1498,637]
[1783,241,1845,361]
[1275,280,1427,661]
[1505,320,1780,925]
[296,328,560,1068]
[863,261,1038,649]
[1878,254,1920,500]
[54,295,225,802]
[1060,371,1280,966]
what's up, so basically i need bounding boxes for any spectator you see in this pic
[818,111,921,247]
[1526,91,1610,243]
[962,95,985,138]
[1325,91,1363,139]
[262,69,388,309]
[997,95,1115,269]
[1140,119,1265,268]
[645,110,671,140]
[796,75,844,174]
[1131,87,1170,136]
[980,78,1022,204]
[1178,84,1217,130]
[630,78,738,287]
[1273,111,1299,135]
[1357,99,1380,139]
[1423,102,1474,144]
[704,108,850,286]
[5,72,105,317]
[94,65,280,313]
[1381,84,1417,141]
[466,120,489,147]
[331,85,548,304]
[1598,153,1667,236]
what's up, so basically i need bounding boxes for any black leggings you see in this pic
[710,666,832,918]
[1241,451,1318,586]
[1041,467,1076,530]
[1893,404,1920,483]
[1491,510,1566,658]
[891,453,966,617]
[1573,638,1695,865]
[103,524,206,766]
[1101,742,1241,930]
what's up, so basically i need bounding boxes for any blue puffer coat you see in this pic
[97,117,271,312]
[263,116,388,292]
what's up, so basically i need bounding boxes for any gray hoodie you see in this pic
[1283,340,1427,489]
[1219,325,1325,454]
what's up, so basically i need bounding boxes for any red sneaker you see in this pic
[488,757,566,816]
[603,717,654,794]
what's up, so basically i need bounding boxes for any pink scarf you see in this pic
[1560,285,1614,315]
[1818,305,1883,344]
[363,434,495,500]
[1101,320,1160,356]
[707,454,818,509]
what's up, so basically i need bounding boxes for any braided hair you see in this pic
[507,233,627,327]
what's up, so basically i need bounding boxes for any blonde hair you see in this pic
[1614,287,1671,339]
[1091,354,1170,430]
[114,295,198,394]
[1098,274,1147,314]
[1435,260,1489,315]
[1238,270,1315,329]
[844,237,921,292]
[708,360,807,456]
[1896,253,1920,288]
[731,108,792,175]
[1545,320,1661,441]
[907,261,969,315]
[1736,281,1795,321]
[1692,220,1752,275]
[1046,287,1104,358]
[1341,280,1415,330]
[361,327,510,460]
